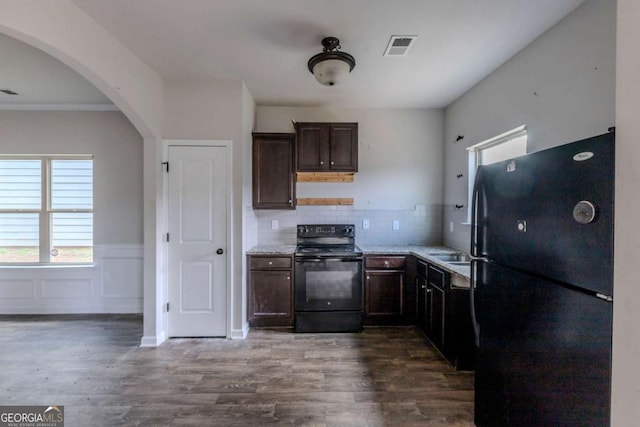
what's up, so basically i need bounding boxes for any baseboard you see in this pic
[242,322,250,338]
[140,331,166,347]
[0,305,142,315]
[230,322,250,339]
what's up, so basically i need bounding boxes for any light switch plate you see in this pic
[362,219,370,230]
[392,220,400,230]
[271,220,278,230]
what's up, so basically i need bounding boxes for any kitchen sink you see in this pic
[430,253,471,263]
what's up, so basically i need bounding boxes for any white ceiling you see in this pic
[1,0,587,110]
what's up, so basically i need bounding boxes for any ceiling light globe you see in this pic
[312,59,351,86]
[307,37,356,86]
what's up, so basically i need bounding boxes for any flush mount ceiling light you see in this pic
[308,37,356,86]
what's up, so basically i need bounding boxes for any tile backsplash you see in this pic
[442,204,471,253]
[256,205,443,246]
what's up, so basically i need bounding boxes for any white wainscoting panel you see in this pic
[0,244,143,314]
[0,279,35,299]
[99,247,144,299]
[42,278,93,298]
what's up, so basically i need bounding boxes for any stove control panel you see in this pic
[297,224,356,238]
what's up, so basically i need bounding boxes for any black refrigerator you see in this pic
[470,131,614,426]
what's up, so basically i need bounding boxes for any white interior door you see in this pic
[167,145,228,337]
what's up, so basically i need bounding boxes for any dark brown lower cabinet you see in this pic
[414,258,474,370]
[427,264,447,355]
[427,282,445,352]
[248,255,293,327]
[364,255,407,325]
[415,259,428,332]
[447,287,475,370]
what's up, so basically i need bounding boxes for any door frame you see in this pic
[162,139,233,338]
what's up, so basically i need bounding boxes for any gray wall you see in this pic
[255,106,445,246]
[0,110,144,245]
[442,0,616,252]
[0,110,144,314]
[163,77,253,337]
[612,0,640,423]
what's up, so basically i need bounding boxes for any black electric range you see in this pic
[294,224,363,332]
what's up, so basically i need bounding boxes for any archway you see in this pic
[0,0,165,345]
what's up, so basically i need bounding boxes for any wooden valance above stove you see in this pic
[296,172,355,183]
[296,197,354,206]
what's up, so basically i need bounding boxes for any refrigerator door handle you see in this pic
[470,258,482,347]
[470,167,483,258]
[470,167,484,347]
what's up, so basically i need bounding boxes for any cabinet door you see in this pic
[449,288,475,370]
[252,133,295,209]
[428,284,445,351]
[296,124,328,171]
[329,124,358,171]
[249,270,293,326]
[416,276,428,332]
[364,270,404,324]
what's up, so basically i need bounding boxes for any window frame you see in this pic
[465,125,527,223]
[0,154,94,265]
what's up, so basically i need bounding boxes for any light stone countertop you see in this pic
[246,245,297,255]
[359,245,471,283]
[246,244,471,283]
[357,245,454,255]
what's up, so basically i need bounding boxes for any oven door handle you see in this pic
[296,257,362,262]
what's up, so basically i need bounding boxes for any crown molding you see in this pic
[0,103,118,111]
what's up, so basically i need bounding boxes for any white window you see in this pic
[466,126,527,222]
[0,156,93,264]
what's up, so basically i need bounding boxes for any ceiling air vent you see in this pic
[383,35,417,57]
[0,89,19,95]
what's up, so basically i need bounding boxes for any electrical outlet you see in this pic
[271,220,278,230]
[392,220,400,231]
[362,219,370,230]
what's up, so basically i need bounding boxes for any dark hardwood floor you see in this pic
[0,315,474,426]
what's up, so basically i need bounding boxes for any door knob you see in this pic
[216,248,224,255]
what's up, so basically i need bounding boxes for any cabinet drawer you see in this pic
[366,256,406,270]
[251,256,292,270]
[428,264,447,289]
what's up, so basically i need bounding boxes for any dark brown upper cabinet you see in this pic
[252,133,295,209]
[296,122,358,172]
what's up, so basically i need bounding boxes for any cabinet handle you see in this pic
[366,276,370,280]
[384,261,389,266]
[421,285,426,289]
[331,161,335,165]
[320,161,324,165]
[268,261,273,265]
[287,276,290,280]
[288,200,292,203]
[426,289,432,293]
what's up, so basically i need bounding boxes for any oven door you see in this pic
[295,257,363,311]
